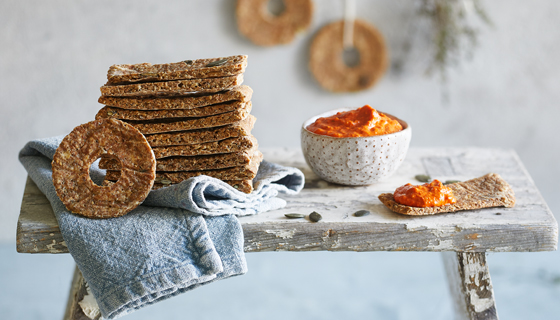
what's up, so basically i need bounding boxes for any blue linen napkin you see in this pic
[19,136,304,319]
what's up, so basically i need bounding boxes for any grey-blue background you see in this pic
[2,1,559,319]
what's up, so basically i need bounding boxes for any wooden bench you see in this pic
[17,147,558,320]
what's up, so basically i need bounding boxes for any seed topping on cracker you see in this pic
[52,119,156,219]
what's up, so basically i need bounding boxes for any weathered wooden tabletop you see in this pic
[16,147,558,254]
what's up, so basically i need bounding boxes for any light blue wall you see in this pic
[1,0,559,242]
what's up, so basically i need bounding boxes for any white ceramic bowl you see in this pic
[301,108,411,185]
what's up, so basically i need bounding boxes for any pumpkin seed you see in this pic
[205,59,228,67]
[159,179,172,185]
[415,174,431,183]
[285,213,305,219]
[444,180,461,185]
[309,211,322,222]
[354,209,371,217]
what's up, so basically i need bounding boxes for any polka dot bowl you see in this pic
[301,108,411,186]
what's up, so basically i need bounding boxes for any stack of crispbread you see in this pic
[96,55,261,193]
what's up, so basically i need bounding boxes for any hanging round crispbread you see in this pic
[236,0,313,46]
[309,19,388,92]
[52,118,156,219]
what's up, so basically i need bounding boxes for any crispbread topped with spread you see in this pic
[106,55,247,84]
[52,119,156,219]
[378,173,516,216]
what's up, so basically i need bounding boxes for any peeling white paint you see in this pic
[431,229,455,238]
[265,229,296,239]
[404,222,429,232]
[78,284,101,320]
[470,291,494,313]
[46,240,64,253]
[463,254,494,313]
[348,241,375,251]
[491,246,515,252]
[298,242,320,249]
[331,238,342,249]
[320,230,343,249]
[249,241,262,247]
[427,239,454,250]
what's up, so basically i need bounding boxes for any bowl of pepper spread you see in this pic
[301,105,411,185]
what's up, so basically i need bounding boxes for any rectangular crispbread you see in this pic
[103,178,254,194]
[106,55,247,84]
[97,85,253,110]
[143,115,255,147]
[100,149,259,171]
[152,179,254,193]
[100,74,243,97]
[151,135,257,159]
[125,104,251,135]
[378,173,516,216]
[106,152,262,182]
[96,100,250,121]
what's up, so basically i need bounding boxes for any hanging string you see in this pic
[343,0,356,49]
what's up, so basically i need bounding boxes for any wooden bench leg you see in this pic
[63,266,101,320]
[441,252,499,320]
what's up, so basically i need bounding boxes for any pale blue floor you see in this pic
[1,243,559,320]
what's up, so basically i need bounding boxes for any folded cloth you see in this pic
[144,158,304,216]
[19,136,304,319]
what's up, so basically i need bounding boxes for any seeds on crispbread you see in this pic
[151,135,258,159]
[378,173,516,216]
[151,179,254,193]
[100,149,258,171]
[97,85,253,110]
[106,55,247,84]
[107,151,262,182]
[100,74,244,97]
[125,104,252,135]
[103,173,255,194]
[96,100,249,121]
[144,115,255,147]
[52,118,156,219]
[96,56,259,194]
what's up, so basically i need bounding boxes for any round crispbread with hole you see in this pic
[309,19,388,92]
[236,0,313,46]
[52,118,156,219]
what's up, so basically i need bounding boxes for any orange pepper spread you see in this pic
[394,180,457,207]
[306,105,403,138]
